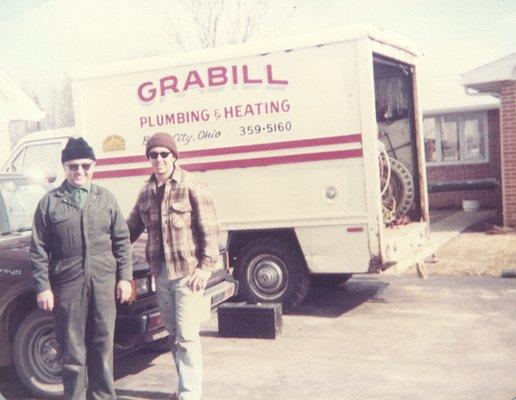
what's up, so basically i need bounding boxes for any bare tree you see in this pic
[225,0,267,44]
[187,0,224,48]
[160,0,297,50]
[7,0,297,148]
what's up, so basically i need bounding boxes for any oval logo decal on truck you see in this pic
[103,135,126,152]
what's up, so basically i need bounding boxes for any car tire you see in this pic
[13,309,63,399]
[234,237,310,312]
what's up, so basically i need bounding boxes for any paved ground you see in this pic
[3,275,514,400]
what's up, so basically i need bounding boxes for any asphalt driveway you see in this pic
[2,275,515,400]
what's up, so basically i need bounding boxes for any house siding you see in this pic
[500,81,516,226]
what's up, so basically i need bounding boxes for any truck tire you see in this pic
[234,237,310,312]
[389,157,414,218]
[13,309,63,399]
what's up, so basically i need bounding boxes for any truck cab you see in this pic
[3,127,72,184]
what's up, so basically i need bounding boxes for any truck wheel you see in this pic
[144,335,171,353]
[234,237,310,312]
[13,309,63,399]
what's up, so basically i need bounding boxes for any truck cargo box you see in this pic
[4,26,429,311]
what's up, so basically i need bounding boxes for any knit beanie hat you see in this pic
[146,132,179,158]
[61,137,96,163]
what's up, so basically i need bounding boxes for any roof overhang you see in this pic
[424,102,499,117]
[461,52,516,96]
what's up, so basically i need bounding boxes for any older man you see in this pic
[127,132,219,400]
[31,137,133,399]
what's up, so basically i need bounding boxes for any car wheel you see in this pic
[13,309,63,399]
[235,237,310,312]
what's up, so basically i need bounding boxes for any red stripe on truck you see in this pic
[93,148,363,179]
[95,134,362,166]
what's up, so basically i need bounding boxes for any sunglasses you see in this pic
[148,151,172,160]
[66,163,93,171]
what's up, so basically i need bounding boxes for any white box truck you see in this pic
[4,26,429,311]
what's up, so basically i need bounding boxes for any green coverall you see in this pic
[31,182,132,400]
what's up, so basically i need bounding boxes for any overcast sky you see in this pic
[1,0,515,110]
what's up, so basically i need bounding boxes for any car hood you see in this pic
[0,232,31,263]
[0,232,149,273]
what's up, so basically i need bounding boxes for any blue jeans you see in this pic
[157,265,204,400]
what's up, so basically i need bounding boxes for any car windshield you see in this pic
[0,177,49,235]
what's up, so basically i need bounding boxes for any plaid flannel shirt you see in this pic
[127,166,219,279]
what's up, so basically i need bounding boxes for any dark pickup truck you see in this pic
[0,173,237,398]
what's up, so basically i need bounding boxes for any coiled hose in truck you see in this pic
[378,141,415,224]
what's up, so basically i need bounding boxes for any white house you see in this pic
[0,70,46,166]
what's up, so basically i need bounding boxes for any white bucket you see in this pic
[462,199,480,212]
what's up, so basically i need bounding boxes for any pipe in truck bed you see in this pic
[427,178,498,193]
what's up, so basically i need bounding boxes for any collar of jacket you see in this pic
[64,180,91,193]
[146,165,184,193]
[54,180,102,198]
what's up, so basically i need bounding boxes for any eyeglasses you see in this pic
[65,163,93,171]
[148,151,172,160]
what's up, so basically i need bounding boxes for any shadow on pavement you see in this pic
[291,277,390,318]
[0,366,39,400]
[114,349,163,381]
[0,349,166,400]
[115,388,171,400]
[200,330,220,338]
[0,278,390,398]
[114,349,173,399]
[114,349,175,399]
